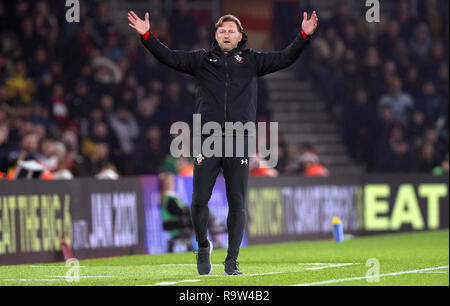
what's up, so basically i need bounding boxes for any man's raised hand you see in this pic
[301,11,319,36]
[128,11,150,35]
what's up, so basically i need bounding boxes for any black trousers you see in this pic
[190,135,250,260]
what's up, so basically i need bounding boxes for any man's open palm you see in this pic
[128,11,150,35]
[302,11,319,36]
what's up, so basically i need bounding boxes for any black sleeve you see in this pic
[167,198,187,216]
[253,32,312,77]
[141,32,205,76]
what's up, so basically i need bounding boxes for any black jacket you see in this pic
[141,31,312,134]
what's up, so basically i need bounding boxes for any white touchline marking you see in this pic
[204,272,282,277]
[0,275,114,282]
[159,264,222,267]
[152,272,283,285]
[151,280,200,286]
[44,275,113,279]
[298,263,333,266]
[30,265,86,268]
[306,263,360,270]
[155,281,179,285]
[292,266,450,286]
[1,279,61,282]
[240,272,282,277]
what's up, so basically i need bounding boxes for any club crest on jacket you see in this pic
[195,154,205,165]
[234,54,244,63]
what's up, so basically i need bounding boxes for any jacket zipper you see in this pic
[223,56,229,130]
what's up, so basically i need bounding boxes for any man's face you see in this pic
[21,134,39,153]
[215,21,242,52]
[161,174,175,192]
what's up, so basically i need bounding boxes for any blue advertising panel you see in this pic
[140,175,247,254]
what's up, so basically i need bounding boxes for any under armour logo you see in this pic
[209,58,218,62]
[241,159,248,165]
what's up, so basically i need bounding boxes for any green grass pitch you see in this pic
[0,230,448,286]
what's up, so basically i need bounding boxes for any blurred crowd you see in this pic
[1,0,448,180]
[307,0,449,174]
[0,0,273,179]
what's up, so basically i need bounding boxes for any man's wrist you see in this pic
[142,31,150,40]
[301,30,309,39]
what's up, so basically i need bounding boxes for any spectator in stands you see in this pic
[407,108,427,149]
[176,156,194,177]
[299,151,329,177]
[99,94,115,115]
[41,139,73,179]
[84,120,120,167]
[424,41,446,79]
[432,153,449,176]
[312,26,346,71]
[7,158,54,180]
[279,143,301,175]
[90,121,117,147]
[435,63,449,98]
[409,23,433,66]
[378,76,414,125]
[94,1,113,41]
[30,103,53,131]
[377,19,402,59]
[50,83,70,127]
[249,153,278,177]
[416,141,441,172]
[374,105,395,145]
[416,81,443,125]
[341,21,367,55]
[342,88,371,163]
[5,61,36,104]
[66,79,96,120]
[117,86,137,112]
[394,0,418,40]
[80,107,106,139]
[51,141,73,179]
[404,65,422,98]
[298,143,329,177]
[85,142,117,178]
[163,80,193,127]
[135,93,164,132]
[274,141,287,174]
[132,124,167,175]
[40,138,57,170]
[108,105,139,174]
[376,140,416,172]
[334,53,361,108]
[418,0,447,40]
[34,0,59,40]
[330,1,355,34]
[423,128,446,161]
[7,132,43,171]
[169,0,200,50]
[0,122,10,173]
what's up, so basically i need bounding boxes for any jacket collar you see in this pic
[212,32,248,56]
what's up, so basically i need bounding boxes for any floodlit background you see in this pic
[0,1,448,274]
[1,0,448,178]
